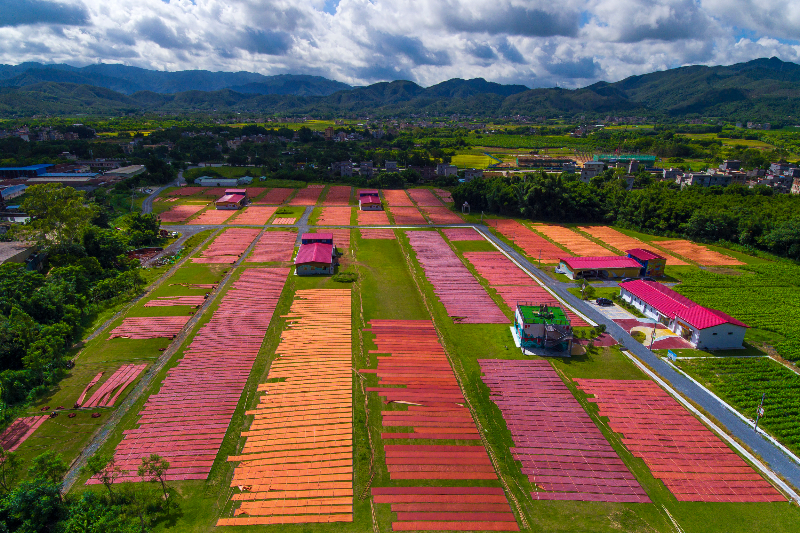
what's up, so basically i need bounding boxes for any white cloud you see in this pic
[0,0,797,89]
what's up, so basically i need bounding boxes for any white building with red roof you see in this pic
[358,189,382,211]
[619,280,748,350]
[558,256,643,280]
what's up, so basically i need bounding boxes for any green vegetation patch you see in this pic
[676,357,800,455]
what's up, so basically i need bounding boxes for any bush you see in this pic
[332,271,357,283]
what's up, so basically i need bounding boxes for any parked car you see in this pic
[641,276,656,282]
[596,298,613,307]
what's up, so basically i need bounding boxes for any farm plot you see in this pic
[434,189,453,202]
[575,379,784,502]
[390,206,428,225]
[407,232,508,324]
[480,360,647,503]
[443,227,483,241]
[317,206,352,225]
[655,240,744,266]
[167,187,207,197]
[364,320,519,531]
[533,225,614,256]
[676,358,800,455]
[78,364,147,408]
[186,209,237,225]
[219,288,352,526]
[158,204,205,223]
[408,188,444,206]
[144,295,206,308]
[272,217,295,225]
[228,206,278,225]
[247,231,296,262]
[360,229,395,239]
[108,316,190,339]
[577,226,688,266]
[256,188,295,205]
[192,228,261,264]
[422,206,463,224]
[486,220,565,263]
[288,185,324,206]
[357,209,390,225]
[95,268,289,484]
[322,185,352,205]
[0,416,48,452]
[383,189,413,206]
[463,252,588,326]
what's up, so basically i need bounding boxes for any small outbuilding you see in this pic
[619,280,748,350]
[215,192,246,210]
[295,233,336,275]
[358,189,382,211]
[626,248,666,278]
[558,256,643,280]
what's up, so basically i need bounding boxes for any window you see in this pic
[712,332,718,335]
[728,332,733,335]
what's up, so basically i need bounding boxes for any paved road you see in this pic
[141,172,182,215]
[475,224,800,494]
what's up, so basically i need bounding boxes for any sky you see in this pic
[1,0,800,88]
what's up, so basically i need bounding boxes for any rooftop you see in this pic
[518,304,569,326]
[302,232,334,241]
[626,248,664,261]
[295,242,333,265]
[560,256,642,270]
[0,241,35,263]
[620,280,748,330]
[216,194,245,203]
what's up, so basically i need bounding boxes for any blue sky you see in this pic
[0,0,798,88]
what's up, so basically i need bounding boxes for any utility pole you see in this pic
[754,393,766,432]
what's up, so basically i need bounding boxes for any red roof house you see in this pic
[618,280,748,350]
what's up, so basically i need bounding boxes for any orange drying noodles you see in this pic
[218,289,353,526]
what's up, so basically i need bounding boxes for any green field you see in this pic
[451,153,496,169]
[676,357,800,455]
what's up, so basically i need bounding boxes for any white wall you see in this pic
[695,323,747,350]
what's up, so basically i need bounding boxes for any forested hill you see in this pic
[1,57,800,119]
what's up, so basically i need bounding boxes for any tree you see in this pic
[137,454,170,502]
[18,184,96,247]
[0,477,64,532]
[29,450,68,486]
[0,449,21,493]
[81,453,123,501]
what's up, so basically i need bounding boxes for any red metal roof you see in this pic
[301,232,333,241]
[361,195,381,204]
[627,248,663,261]
[560,256,642,270]
[295,243,333,264]
[620,280,747,329]
[619,280,695,318]
[216,194,245,203]
[677,306,748,330]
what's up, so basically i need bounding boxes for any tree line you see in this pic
[453,172,800,260]
[1,184,161,414]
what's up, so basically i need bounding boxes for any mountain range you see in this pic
[1,58,799,120]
